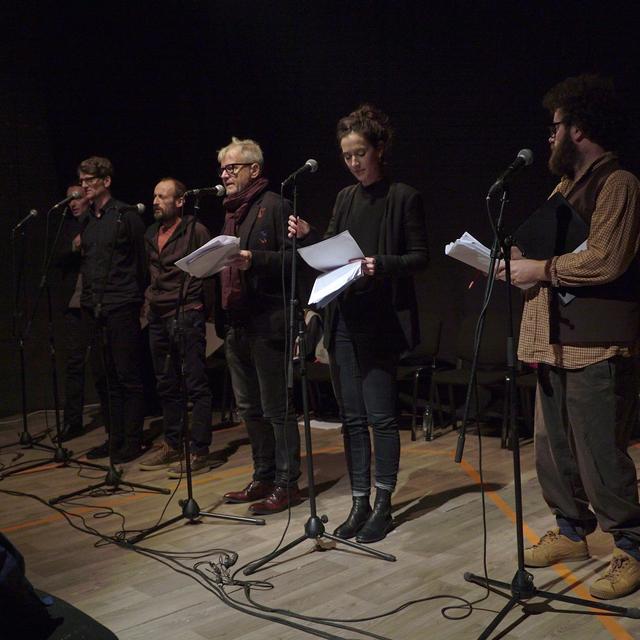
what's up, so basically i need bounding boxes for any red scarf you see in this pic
[220,177,269,310]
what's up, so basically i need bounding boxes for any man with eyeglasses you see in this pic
[215,137,304,515]
[497,75,640,599]
[78,156,147,463]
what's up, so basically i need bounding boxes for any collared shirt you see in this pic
[80,197,147,312]
[518,153,640,368]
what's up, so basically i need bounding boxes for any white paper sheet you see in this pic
[445,232,534,290]
[308,262,363,307]
[298,231,366,307]
[175,235,240,278]
[297,230,364,271]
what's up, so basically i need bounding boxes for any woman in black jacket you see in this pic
[290,105,428,543]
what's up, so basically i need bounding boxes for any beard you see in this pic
[548,134,579,179]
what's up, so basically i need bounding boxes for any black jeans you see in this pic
[224,325,300,487]
[83,303,145,447]
[148,309,213,455]
[62,308,88,428]
[536,357,640,548]
[329,314,400,496]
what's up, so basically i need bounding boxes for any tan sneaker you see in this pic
[167,453,211,478]
[590,548,640,600]
[138,442,182,471]
[524,528,590,567]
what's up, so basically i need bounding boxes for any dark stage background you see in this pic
[2,2,639,415]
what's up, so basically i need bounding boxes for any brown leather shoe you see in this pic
[224,480,274,504]
[248,485,302,515]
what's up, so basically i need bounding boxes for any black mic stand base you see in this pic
[0,442,110,480]
[47,463,171,505]
[126,496,265,545]
[464,569,640,640]
[242,513,395,576]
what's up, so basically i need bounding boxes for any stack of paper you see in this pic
[445,232,492,274]
[445,232,534,290]
[298,230,365,307]
[175,235,240,278]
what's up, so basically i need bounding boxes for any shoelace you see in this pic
[535,530,560,547]
[604,556,628,579]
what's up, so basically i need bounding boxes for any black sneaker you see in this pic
[54,423,84,443]
[86,440,111,459]
[112,443,145,464]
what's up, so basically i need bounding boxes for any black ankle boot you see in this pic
[356,489,393,544]
[333,496,372,539]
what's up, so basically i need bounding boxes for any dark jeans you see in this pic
[83,303,145,447]
[329,314,400,496]
[148,309,212,455]
[535,358,640,549]
[63,308,88,427]
[224,325,300,488]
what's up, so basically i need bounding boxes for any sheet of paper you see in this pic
[557,239,589,305]
[307,261,363,308]
[298,230,364,272]
[445,232,492,274]
[175,235,240,278]
[445,232,534,290]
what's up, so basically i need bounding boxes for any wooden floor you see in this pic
[1,411,639,640]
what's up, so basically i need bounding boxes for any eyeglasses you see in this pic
[79,175,102,185]
[548,120,567,137]
[341,149,368,161]
[218,163,253,177]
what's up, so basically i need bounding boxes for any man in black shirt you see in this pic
[53,184,91,442]
[78,156,147,463]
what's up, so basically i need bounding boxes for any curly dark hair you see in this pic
[542,74,626,152]
[336,104,393,156]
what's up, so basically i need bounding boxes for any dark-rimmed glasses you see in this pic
[79,175,102,185]
[218,163,253,177]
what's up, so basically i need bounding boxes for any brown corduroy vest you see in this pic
[551,156,640,344]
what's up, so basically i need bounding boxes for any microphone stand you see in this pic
[243,179,395,576]
[1,209,109,478]
[49,207,169,504]
[127,194,264,544]
[1,226,49,455]
[457,188,639,638]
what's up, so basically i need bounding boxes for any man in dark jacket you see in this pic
[138,177,214,477]
[217,137,302,515]
[53,184,91,442]
[78,156,147,463]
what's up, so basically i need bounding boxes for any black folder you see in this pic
[513,192,588,260]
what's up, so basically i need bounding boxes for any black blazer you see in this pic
[215,189,293,336]
[323,181,429,352]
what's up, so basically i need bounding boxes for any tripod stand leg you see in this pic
[323,532,396,561]
[533,586,640,617]
[127,513,189,544]
[49,481,110,504]
[199,510,265,525]
[243,533,310,575]
[477,595,521,640]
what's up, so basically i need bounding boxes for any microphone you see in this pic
[183,185,226,197]
[12,209,38,233]
[487,149,534,196]
[52,191,83,210]
[282,159,319,186]
[118,203,146,214]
